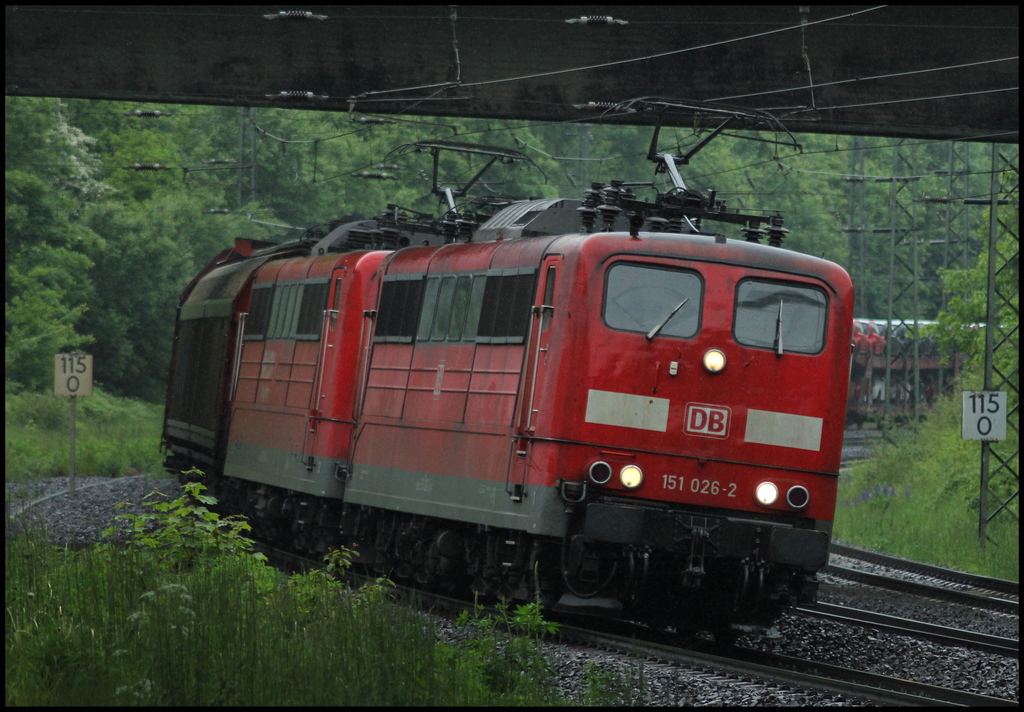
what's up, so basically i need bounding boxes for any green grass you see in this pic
[835,390,1018,581]
[5,497,568,706]
[5,537,551,705]
[3,389,645,706]
[5,388,164,481]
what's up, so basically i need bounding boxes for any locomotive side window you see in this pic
[295,280,329,340]
[463,276,488,341]
[267,284,297,340]
[431,277,458,341]
[447,276,473,341]
[734,279,828,354]
[476,269,537,344]
[247,280,330,341]
[409,270,538,345]
[416,277,441,342]
[603,264,702,339]
[277,284,307,340]
[245,284,274,340]
[375,275,425,343]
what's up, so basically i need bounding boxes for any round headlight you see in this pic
[619,464,644,489]
[703,349,726,373]
[787,485,810,509]
[755,481,779,506]
[589,461,613,485]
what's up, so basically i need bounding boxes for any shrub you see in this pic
[103,469,266,571]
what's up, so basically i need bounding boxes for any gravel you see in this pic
[427,613,866,706]
[6,474,1018,705]
[6,475,186,547]
[737,605,1018,702]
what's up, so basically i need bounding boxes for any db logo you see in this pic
[685,403,731,439]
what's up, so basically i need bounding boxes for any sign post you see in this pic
[54,353,93,494]
[962,389,1008,550]
[962,391,1007,442]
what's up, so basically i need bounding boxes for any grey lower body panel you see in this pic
[223,441,568,537]
[346,463,568,537]
[224,441,346,499]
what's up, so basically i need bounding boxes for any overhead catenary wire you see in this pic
[349,6,889,101]
[780,86,1019,117]
[705,56,1019,105]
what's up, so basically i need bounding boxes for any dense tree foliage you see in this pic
[5,97,1009,401]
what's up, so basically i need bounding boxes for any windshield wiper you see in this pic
[775,299,785,356]
[646,298,689,342]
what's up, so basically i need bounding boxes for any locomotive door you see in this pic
[302,269,345,469]
[506,255,560,500]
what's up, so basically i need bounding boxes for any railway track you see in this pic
[559,621,1016,707]
[255,541,1016,706]
[828,540,1019,614]
[796,601,1017,658]
[840,429,881,465]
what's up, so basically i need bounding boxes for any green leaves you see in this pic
[104,469,264,571]
[453,595,560,697]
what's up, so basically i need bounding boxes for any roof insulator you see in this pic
[766,216,789,248]
[122,163,174,171]
[351,171,398,180]
[266,91,327,100]
[202,158,237,165]
[565,16,628,25]
[203,208,233,214]
[124,109,172,117]
[263,10,327,20]
[742,224,768,243]
[573,101,619,111]
[352,115,394,124]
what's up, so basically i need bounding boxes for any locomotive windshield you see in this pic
[734,280,827,354]
[603,264,702,339]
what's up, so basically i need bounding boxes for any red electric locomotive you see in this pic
[163,137,853,633]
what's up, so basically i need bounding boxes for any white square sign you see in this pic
[54,353,93,397]
[962,391,1006,441]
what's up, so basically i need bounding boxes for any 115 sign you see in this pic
[54,353,93,397]
[961,391,1006,441]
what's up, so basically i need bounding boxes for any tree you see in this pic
[5,98,103,392]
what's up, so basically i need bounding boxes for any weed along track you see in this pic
[255,529,1018,705]
[6,473,1018,705]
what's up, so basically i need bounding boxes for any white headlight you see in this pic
[619,464,644,489]
[703,349,726,373]
[755,481,779,506]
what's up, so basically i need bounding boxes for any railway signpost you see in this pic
[54,353,93,494]
[962,391,1007,442]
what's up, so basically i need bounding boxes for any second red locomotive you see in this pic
[163,139,853,633]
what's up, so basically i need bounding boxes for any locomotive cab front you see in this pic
[530,231,853,629]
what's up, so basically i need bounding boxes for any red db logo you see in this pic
[685,403,731,439]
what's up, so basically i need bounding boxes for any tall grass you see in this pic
[5,524,563,706]
[5,389,164,481]
[835,390,1018,581]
